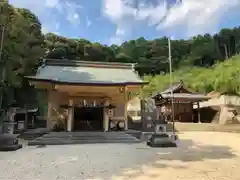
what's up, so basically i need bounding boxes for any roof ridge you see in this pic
[44,59,136,70]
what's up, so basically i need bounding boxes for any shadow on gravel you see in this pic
[156,139,236,162]
[96,138,237,180]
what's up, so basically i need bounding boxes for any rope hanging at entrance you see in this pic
[60,103,116,109]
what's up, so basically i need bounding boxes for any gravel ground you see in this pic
[0,132,240,180]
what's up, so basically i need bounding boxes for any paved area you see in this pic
[0,132,240,180]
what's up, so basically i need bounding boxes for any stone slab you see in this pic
[0,144,23,151]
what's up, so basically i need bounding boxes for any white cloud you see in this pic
[64,1,82,26]
[116,28,125,36]
[136,1,167,26]
[109,36,123,45]
[103,0,240,44]
[157,0,240,37]
[44,0,59,8]
[103,0,136,21]
[102,0,137,44]
[86,16,92,28]
[9,0,83,33]
[102,0,168,44]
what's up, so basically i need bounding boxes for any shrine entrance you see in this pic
[73,107,104,131]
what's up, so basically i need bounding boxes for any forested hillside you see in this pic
[0,1,240,108]
[142,55,240,96]
[44,26,240,76]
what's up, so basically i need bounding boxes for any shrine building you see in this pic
[26,59,147,132]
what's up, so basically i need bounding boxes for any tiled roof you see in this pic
[161,81,184,94]
[26,59,146,85]
[151,80,209,101]
[44,59,135,69]
[151,81,183,97]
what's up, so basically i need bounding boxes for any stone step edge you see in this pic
[36,137,138,140]
[28,140,141,146]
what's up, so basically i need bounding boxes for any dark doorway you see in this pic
[74,107,104,131]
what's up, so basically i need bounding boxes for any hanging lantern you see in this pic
[105,104,116,109]
[108,109,114,118]
[83,100,86,106]
[119,87,125,93]
[93,100,96,107]
[118,121,125,129]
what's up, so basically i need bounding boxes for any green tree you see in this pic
[0,2,44,108]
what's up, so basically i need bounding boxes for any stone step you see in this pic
[39,134,135,139]
[18,128,50,140]
[28,139,141,146]
[37,137,138,141]
[126,132,142,139]
[19,135,44,141]
[35,134,139,141]
[27,132,142,146]
[41,134,132,138]
[44,133,130,138]
[48,132,127,135]
[41,133,134,139]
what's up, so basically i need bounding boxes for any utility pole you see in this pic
[0,25,4,64]
[0,25,5,113]
[168,37,175,134]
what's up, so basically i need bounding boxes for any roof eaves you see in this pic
[161,81,183,94]
[25,76,148,86]
[44,59,136,70]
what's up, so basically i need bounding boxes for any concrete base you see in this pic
[146,134,177,148]
[0,134,23,151]
[0,144,23,151]
[141,132,178,141]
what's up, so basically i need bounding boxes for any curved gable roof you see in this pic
[26,59,147,86]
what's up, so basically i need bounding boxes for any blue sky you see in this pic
[9,0,240,45]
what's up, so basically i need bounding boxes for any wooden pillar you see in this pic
[67,99,74,132]
[123,90,129,131]
[47,94,53,129]
[103,100,109,132]
[197,102,201,123]
[191,103,194,122]
[124,102,128,131]
[23,108,28,130]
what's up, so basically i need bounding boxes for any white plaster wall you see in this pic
[219,106,233,124]
[195,95,240,124]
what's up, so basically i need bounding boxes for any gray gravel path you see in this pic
[0,132,240,180]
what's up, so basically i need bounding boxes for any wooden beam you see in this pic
[69,92,108,97]
[55,84,125,93]
[29,81,54,90]
[125,85,143,92]
[197,102,201,123]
